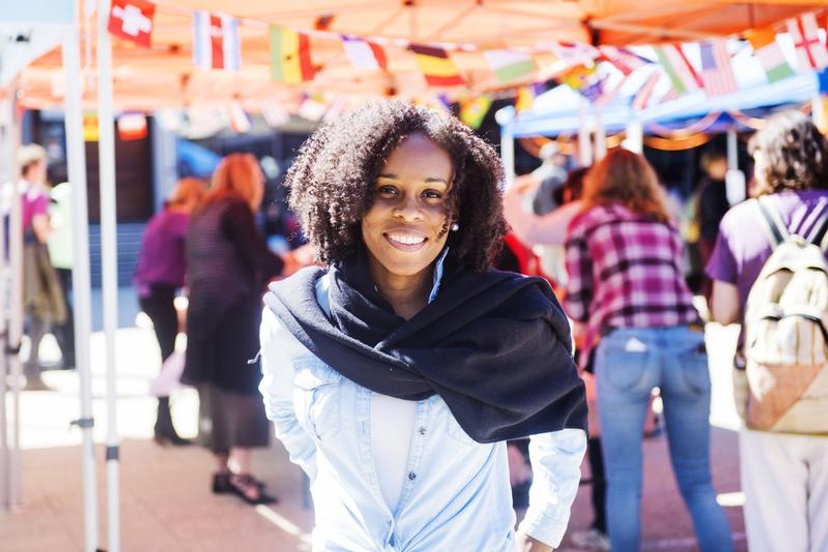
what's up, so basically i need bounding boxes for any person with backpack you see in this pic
[707,111,828,552]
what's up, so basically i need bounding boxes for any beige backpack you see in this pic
[736,196,828,434]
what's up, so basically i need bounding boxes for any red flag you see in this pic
[108,0,155,48]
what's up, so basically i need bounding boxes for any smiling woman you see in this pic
[259,100,588,552]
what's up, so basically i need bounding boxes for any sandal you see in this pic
[228,473,278,505]
[212,472,267,494]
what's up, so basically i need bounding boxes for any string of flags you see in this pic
[103,0,828,129]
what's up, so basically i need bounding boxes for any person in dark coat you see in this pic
[182,153,296,504]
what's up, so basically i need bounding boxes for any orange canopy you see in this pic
[16,0,827,111]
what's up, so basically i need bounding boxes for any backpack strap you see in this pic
[805,205,828,252]
[755,196,788,248]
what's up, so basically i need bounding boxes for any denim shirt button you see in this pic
[418,426,426,435]
[408,472,416,481]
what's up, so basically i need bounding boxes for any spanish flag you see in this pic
[270,26,315,84]
[409,44,464,87]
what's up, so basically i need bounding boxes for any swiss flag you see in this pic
[108,0,156,48]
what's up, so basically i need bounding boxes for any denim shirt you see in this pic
[259,274,586,551]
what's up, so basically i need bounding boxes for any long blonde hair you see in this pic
[581,148,669,222]
[204,153,263,212]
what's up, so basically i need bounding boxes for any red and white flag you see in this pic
[108,0,155,48]
[342,35,387,70]
[699,41,737,97]
[786,13,828,71]
[193,11,241,71]
[599,46,650,76]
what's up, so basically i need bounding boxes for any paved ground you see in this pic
[1,288,747,551]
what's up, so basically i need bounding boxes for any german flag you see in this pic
[409,44,464,87]
[270,26,315,84]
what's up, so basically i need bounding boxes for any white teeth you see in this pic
[388,233,425,245]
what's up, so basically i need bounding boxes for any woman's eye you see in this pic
[423,190,443,199]
[377,185,397,196]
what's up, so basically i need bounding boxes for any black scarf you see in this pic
[264,252,587,443]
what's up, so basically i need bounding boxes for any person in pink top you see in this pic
[18,144,66,391]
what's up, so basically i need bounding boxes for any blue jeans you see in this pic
[595,326,733,552]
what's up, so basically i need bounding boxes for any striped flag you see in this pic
[227,101,251,133]
[483,50,535,85]
[598,46,650,76]
[270,26,315,84]
[631,71,660,110]
[193,11,241,71]
[654,45,701,95]
[342,35,387,70]
[409,44,464,87]
[746,27,795,83]
[699,41,737,97]
[786,13,828,71]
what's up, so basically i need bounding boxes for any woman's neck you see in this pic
[374,274,431,321]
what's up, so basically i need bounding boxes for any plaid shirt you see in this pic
[564,204,699,357]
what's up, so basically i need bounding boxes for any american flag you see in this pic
[699,41,737,97]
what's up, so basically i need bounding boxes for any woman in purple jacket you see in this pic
[135,177,206,445]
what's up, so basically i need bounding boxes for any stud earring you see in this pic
[450,223,460,232]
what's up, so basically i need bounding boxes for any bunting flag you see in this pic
[699,41,737,97]
[631,71,660,110]
[342,35,388,70]
[598,46,651,76]
[746,27,795,83]
[786,13,828,71]
[483,50,535,85]
[409,44,465,86]
[514,85,536,112]
[227,101,251,133]
[192,11,241,71]
[653,45,702,95]
[108,0,155,48]
[270,26,315,83]
[459,95,492,129]
[548,41,600,66]
[558,64,603,102]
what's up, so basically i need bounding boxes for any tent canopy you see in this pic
[15,0,827,111]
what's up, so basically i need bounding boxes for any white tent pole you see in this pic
[6,82,23,513]
[577,97,592,166]
[0,84,22,512]
[97,0,121,549]
[594,106,607,161]
[0,92,10,510]
[63,16,101,552]
[726,128,738,171]
[624,119,643,154]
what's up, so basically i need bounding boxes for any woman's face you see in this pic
[361,133,454,289]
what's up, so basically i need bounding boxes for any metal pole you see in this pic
[63,18,101,552]
[494,106,516,189]
[0,85,21,512]
[0,93,9,510]
[97,0,120,549]
[6,82,23,513]
[577,96,592,166]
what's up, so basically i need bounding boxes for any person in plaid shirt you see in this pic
[564,148,732,552]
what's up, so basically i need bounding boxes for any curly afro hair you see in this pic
[284,100,508,272]
[748,110,828,196]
